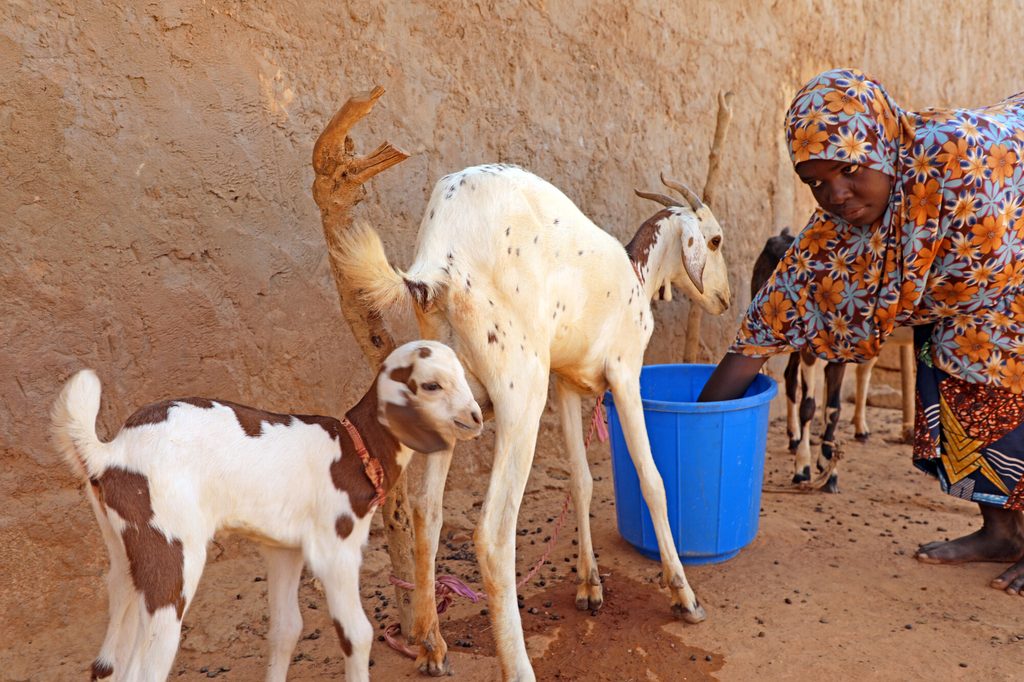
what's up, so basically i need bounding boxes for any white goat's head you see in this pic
[634,173,732,314]
[377,341,483,453]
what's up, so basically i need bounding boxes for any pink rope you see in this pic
[382,397,608,659]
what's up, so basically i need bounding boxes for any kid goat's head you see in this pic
[377,341,483,453]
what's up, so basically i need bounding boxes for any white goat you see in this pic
[336,164,732,681]
[51,341,482,682]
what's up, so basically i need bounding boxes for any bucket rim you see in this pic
[604,363,778,414]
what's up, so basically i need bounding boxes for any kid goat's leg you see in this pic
[553,378,602,611]
[853,356,877,441]
[306,539,373,682]
[794,352,819,483]
[784,352,801,452]
[87,490,138,680]
[819,362,847,493]
[261,545,305,682]
[122,544,206,682]
[606,368,705,624]
[408,447,455,676]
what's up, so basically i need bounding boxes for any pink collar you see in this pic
[341,417,387,509]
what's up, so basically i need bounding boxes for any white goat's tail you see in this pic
[52,369,109,480]
[332,221,442,314]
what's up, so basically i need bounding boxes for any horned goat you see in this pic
[336,164,732,681]
[51,341,482,682]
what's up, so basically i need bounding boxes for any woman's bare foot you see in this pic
[992,558,1024,594]
[915,505,1024,565]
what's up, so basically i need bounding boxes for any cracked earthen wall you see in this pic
[2,0,1022,647]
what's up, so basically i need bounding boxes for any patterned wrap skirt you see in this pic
[913,325,1024,509]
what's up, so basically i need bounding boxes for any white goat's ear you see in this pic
[680,220,707,294]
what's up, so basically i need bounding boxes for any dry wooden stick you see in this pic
[683,90,735,362]
[311,86,417,639]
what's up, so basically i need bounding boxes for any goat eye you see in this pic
[709,236,722,250]
[422,382,442,392]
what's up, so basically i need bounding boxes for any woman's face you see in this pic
[796,159,894,226]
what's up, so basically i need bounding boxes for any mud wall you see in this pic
[3,0,1023,657]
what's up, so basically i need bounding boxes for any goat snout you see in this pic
[453,405,484,438]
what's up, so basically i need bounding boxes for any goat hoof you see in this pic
[824,474,840,494]
[672,600,707,624]
[854,431,870,442]
[417,655,451,677]
[575,594,604,611]
[792,466,810,484]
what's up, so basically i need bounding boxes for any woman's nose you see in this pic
[828,180,853,205]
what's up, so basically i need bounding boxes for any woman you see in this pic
[700,69,1024,594]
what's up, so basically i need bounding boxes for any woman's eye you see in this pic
[843,164,861,175]
[806,179,823,189]
[422,382,442,392]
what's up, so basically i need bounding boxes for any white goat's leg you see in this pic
[853,356,877,441]
[606,370,705,624]
[261,545,305,682]
[476,371,548,682]
[794,353,819,483]
[553,378,601,611]
[307,541,372,682]
[408,446,455,677]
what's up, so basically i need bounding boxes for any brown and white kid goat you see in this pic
[751,228,913,493]
[52,341,482,682]
[336,164,732,681]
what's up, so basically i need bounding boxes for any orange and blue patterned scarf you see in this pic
[734,68,1024,391]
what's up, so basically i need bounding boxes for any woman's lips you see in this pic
[841,205,866,222]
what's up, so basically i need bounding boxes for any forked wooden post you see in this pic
[683,90,735,362]
[311,86,417,639]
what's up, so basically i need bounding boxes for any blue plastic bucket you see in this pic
[605,364,777,565]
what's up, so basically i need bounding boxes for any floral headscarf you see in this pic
[733,68,1024,391]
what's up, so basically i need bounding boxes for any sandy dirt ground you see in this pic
[9,404,1024,681]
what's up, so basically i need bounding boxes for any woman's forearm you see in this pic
[698,353,768,402]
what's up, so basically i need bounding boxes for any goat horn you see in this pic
[660,172,705,211]
[633,189,682,208]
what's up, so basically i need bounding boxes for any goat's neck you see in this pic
[343,378,407,493]
[626,211,682,301]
